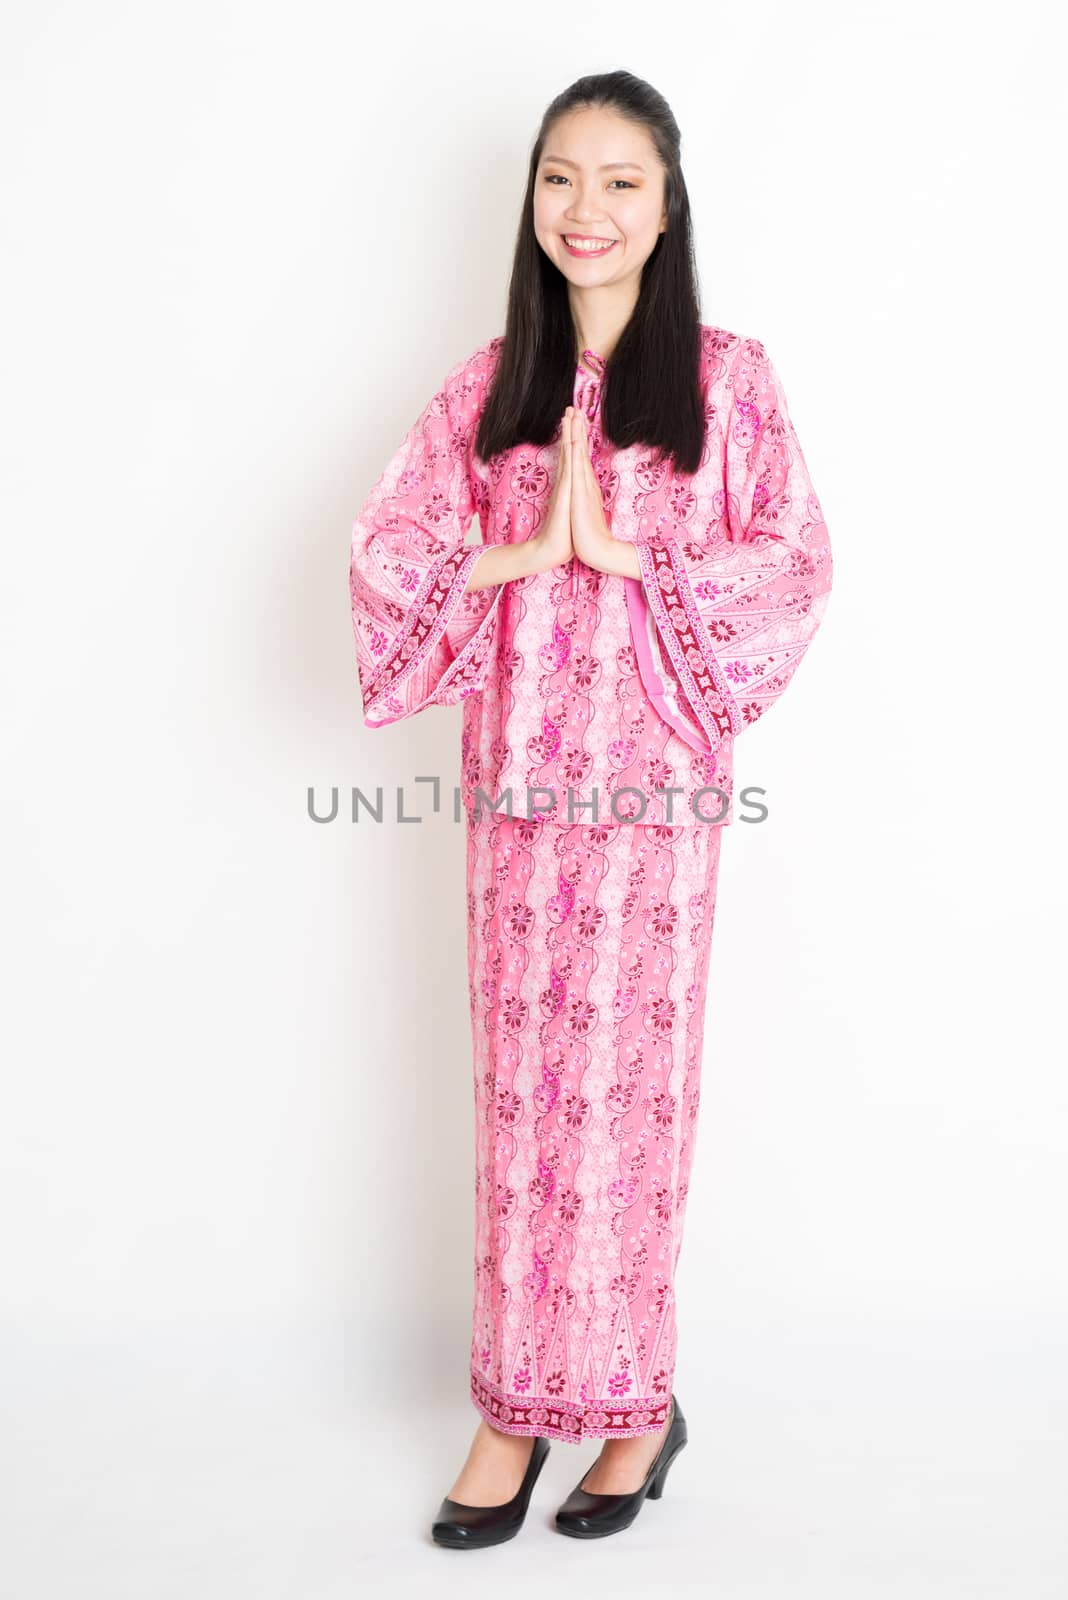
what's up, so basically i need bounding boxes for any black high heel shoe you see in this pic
[431,1432,551,1548]
[554,1393,687,1538]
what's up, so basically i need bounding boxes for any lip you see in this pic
[561,235,619,257]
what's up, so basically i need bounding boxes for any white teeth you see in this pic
[564,237,616,252]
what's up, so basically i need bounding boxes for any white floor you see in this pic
[5,1334,1065,1598]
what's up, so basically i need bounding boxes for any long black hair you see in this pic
[474,69,706,476]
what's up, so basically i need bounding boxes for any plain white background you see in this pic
[3,0,1065,1593]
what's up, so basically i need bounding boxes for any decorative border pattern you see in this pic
[632,537,743,750]
[362,543,501,724]
[623,574,714,756]
[470,1366,672,1445]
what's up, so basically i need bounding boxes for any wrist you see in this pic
[576,531,622,577]
[591,533,640,579]
[527,533,568,576]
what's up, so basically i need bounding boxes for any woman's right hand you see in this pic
[530,406,575,573]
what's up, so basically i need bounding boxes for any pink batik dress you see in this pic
[349,326,832,1443]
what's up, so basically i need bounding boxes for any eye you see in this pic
[542,175,636,189]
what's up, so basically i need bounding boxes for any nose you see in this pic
[566,186,604,222]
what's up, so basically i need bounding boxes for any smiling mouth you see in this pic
[562,235,619,253]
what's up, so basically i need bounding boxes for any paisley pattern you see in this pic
[348,324,833,828]
[465,810,722,1443]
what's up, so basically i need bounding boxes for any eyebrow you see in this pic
[541,156,647,173]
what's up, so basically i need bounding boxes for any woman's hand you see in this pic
[529,406,576,573]
[568,407,613,570]
[526,405,640,582]
[569,408,640,578]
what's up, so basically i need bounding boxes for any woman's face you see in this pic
[533,106,667,292]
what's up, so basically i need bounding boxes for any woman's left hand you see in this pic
[568,408,615,572]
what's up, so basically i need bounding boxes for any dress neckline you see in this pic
[578,347,606,380]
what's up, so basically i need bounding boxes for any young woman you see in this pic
[348,70,833,1547]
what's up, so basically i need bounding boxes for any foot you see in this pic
[578,1400,674,1495]
[446,1420,537,1507]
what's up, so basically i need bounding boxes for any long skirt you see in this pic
[464,812,724,1446]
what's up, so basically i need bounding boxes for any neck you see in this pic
[569,282,640,366]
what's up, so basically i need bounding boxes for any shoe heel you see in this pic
[647,1439,685,1500]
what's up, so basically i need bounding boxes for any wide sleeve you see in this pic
[623,339,833,757]
[348,350,505,728]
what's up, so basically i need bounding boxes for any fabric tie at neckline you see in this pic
[580,347,606,378]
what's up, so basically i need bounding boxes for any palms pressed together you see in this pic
[538,404,641,583]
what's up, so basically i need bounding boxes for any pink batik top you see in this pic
[348,325,833,827]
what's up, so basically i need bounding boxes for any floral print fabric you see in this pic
[465,810,722,1442]
[347,326,831,1443]
[348,325,832,828]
